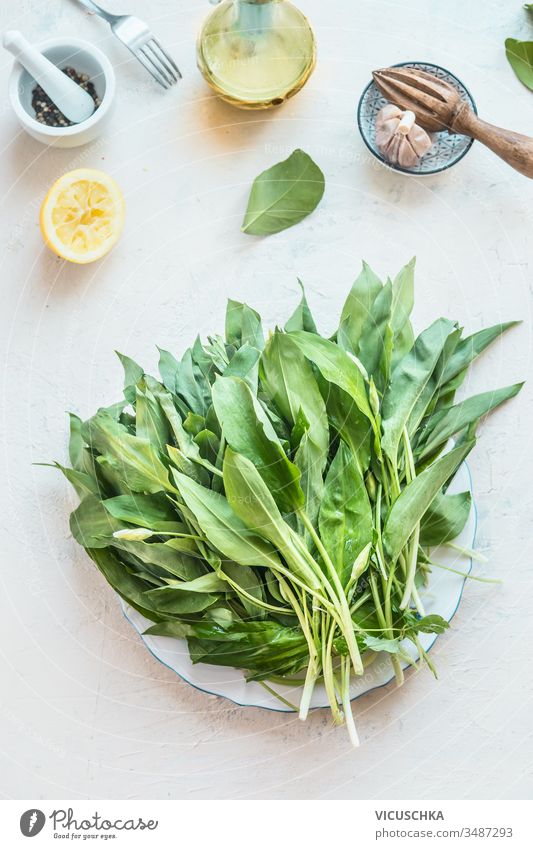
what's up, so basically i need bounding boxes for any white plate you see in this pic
[121,461,475,712]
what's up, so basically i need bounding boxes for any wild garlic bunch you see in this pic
[56,260,522,745]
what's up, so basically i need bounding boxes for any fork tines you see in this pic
[135,38,182,89]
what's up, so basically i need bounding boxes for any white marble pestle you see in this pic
[3,30,95,124]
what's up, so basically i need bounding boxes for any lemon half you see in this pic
[40,168,125,264]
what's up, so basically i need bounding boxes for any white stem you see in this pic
[397,110,416,135]
[341,657,360,748]
[299,659,317,721]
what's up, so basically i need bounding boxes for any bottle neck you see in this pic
[233,0,278,34]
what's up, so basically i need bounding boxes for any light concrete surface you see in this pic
[0,0,532,800]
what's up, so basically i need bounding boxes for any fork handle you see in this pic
[74,0,120,25]
[452,102,533,179]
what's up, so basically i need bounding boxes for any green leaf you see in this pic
[288,331,374,424]
[338,261,382,352]
[390,258,415,364]
[183,413,205,437]
[420,491,472,547]
[70,495,122,548]
[222,448,321,590]
[225,300,265,351]
[194,429,220,466]
[51,462,100,500]
[260,331,329,460]
[364,635,401,654]
[383,441,475,561]
[103,493,179,530]
[82,411,172,494]
[212,375,304,513]
[111,539,204,581]
[68,413,88,471]
[158,347,209,415]
[439,321,520,387]
[158,347,180,395]
[223,343,261,392]
[242,149,325,236]
[87,547,165,622]
[187,621,308,678]
[294,428,324,528]
[319,380,372,473]
[135,384,171,452]
[418,383,523,460]
[167,445,210,487]
[381,318,456,462]
[357,280,393,386]
[144,586,217,614]
[173,471,282,571]
[318,442,373,586]
[404,613,450,636]
[284,280,318,333]
[116,351,143,403]
[143,620,194,639]
[505,38,533,90]
[408,328,462,435]
[215,559,266,618]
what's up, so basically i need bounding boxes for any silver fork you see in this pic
[73,0,181,89]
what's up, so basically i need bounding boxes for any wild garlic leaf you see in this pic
[318,379,372,473]
[294,429,324,528]
[419,491,472,547]
[284,280,318,334]
[70,495,123,549]
[67,413,88,471]
[116,351,144,403]
[357,280,393,387]
[390,258,415,365]
[505,38,533,90]
[404,613,450,636]
[51,462,100,500]
[144,586,218,615]
[439,321,520,387]
[103,493,180,529]
[364,635,401,654]
[212,375,304,513]
[57,259,524,736]
[383,440,476,562]
[338,262,383,352]
[135,384,171,452]
[408,328,462,435]
[110,539,204,581]
[417,382,523,460]
[225,300,265,350]
[381,318,456,463]
[288,331,374,424]
[223,343,261,392]
[215,559,266,619]
[242,149,325,236]
[222,449,320,590]
[260,331,328,524]
[87,547,166,622]
[260,331,328,459]
[173,470,282,571]
[82,411,172,494]
[318,442,373,586]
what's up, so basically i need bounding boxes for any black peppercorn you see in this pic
[31,66,100,127]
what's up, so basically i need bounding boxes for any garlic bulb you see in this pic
[375,104,432,168]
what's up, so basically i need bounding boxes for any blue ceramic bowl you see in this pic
[357,61,477,176]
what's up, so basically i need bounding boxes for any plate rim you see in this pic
[120,461,476,713]
[356,60,478,176]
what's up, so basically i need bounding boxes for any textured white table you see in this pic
[1,0,532,801]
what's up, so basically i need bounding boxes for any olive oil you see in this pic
[197,0,316,109]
